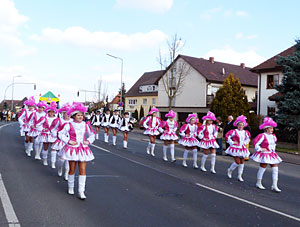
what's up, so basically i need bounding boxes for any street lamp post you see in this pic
[106,53,123,112]
[11,75,22,111]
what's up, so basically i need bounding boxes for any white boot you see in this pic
[34,143,42,160]
[68,174,75,195]
[210,153,216,174]
[163,145,168,161]
[96,134,99,140]
[169,144,176,162]
[27,143,33,157]
[237,164,244,182]
[200,154,208,172]
[42,149,48,166]
[150,144,155,157]
[78,175,87,199]
[256,167,266,190]
[271,167,281,192]
[123,140,128,149]
[113,136,117,146]
[105,134,109,143]
[57,159,63,176]
[51,150,57,169]
[64,161,69,181]
[182,149,189,167]
[227,162,238,179]
[193,149,198,169]
[146,142,151,154]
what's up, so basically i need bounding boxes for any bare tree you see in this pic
[157,33,191,110]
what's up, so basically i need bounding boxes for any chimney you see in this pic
[240,63,245,69]
[209,57,214,63]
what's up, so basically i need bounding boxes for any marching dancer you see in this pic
[119,112,134,149]
[198,111,219,173]
[159,110,178,162]
[58,102,96,199]
[39,101,58,166]
[110,110,121,146]
[252,117,282,192]
[101,109,111,143]
[91,110,102,140]
[143,107,161,157]
[28,101,47,159]
[225,115,251,181]
[52,103,73,179]
[18,96,36,156]
[178,114,199,168]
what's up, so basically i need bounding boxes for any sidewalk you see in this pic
[131,128,300,165]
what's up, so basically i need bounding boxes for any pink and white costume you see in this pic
[27,111,46,138]
[198,124,219,149]
[18,108,35,137]
[143,116,161,136]
[58,121,96,162]
[178,123,199,147]
[38,116,57,143]
[225,129,251,158]
[159,119,179,141]
[252,133,282,164]
[252,117,282,192]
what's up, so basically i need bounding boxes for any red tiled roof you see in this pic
[179,55,258,87]
[251,45,296,72]
[110,93,121,104]
[125,70,165,97]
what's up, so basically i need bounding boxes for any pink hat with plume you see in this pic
[24,96,36,107]
[45,101,58,113]
[186,114,198,123]
[58,102,71,113]
[259,117,277,130]
[233,115,248,127]
[67,102,87,116]
[165,110,176,118]
[149,107,159,115]
[36,100,47,109]
[202,111,216,121]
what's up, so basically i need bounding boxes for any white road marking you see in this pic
[91,143,300,223]
[0,123,21,227]
[0,174,21,227]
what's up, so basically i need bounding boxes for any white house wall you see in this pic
[259,71,283,115]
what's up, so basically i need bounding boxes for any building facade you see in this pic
[251,45,295,116]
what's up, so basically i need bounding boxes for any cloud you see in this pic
[235,32,243,39]
[31,27,168,51]
[200,7,222,20]
[204,45,266,67]
[0,0,36,56]
[247,34,258,40]
[236,10,248,16]
[235,33,258,40]
[115,0,173,13]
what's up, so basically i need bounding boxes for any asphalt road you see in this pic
[0,122,299,227]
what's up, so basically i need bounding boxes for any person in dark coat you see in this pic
[223,115,235,150]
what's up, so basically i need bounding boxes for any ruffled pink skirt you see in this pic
[61,144,95,162]
[51,139,65,150]
[225,146,250,158]
[144,128,160,136]
[27,127,40,137]
[198,139,219,149]
[37,132,56,143]
[251,150,282,164]
[178,137,199,147]
[160,132,178,141]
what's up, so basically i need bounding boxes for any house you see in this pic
[157,55,258,122]
[0,97,27,112]
[108,93,121,111]
[251,45,295,116]
[125,70,165,117]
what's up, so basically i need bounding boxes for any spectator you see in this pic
[224,115,235,150]
[0,111,3,122]
[216,117,224,155]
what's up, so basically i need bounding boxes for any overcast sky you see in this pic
[0,0,299,104]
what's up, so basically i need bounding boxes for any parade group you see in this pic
[18,96,283,200]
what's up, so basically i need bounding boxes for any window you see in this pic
[143,98,147,105]
[128,99,137,105]
[152,98,156,105]
[267,106,276,116]
[267,74,279,89]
